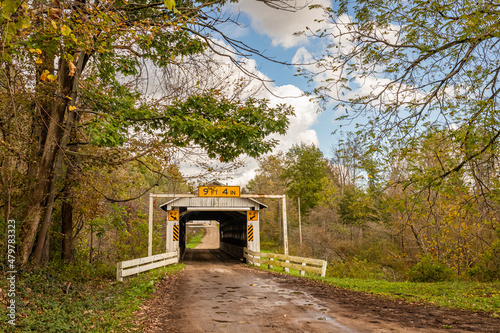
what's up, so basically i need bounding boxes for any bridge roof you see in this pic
[159,197,267,212]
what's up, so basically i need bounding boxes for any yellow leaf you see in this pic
[69,106,77,111]
[35,58,43,64]
[40,70,50,81]
[68,61,76,76]
[61,25,72,37]
[164,0,175,10]
[29,48,42,55]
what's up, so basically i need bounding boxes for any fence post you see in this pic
[116,262,123,282]
[148,193,154,257]
[300,262,306,276]
[321,260,327,277]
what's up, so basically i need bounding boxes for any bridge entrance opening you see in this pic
[186,220,220,250]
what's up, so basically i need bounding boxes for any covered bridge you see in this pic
[160,196,267,260]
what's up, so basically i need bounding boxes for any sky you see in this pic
[177,1,466,187]
[222,0,337,151]
[182,0,346,186]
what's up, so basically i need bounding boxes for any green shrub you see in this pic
[467,240,500,282]
[327,258,400,281]
[408,255,454,282]
[186,228,205,249]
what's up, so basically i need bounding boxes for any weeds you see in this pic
[1,262,184,332]
[186,228,205,249]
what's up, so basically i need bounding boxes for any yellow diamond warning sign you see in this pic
[168,210,179,221]
[247,211,258,221]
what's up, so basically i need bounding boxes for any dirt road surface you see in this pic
[142,225,500,332]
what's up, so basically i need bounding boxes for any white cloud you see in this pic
[178,79,320,186]
[227,75,319,186]
[291,12,419,128]
[232,0,331,48]
[265,84,319,149]
[154,42,320,186]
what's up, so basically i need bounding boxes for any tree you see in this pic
[329,132,364,193]
[246,152,287,246]
[247,152,287,195]
[0,0,295,266]
[281,143,328,214]
[384,127,500,275]
[298,0,500,191]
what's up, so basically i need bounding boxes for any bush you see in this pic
[408,255,454,282]
[467,240,500,282]
[327,258,400,281]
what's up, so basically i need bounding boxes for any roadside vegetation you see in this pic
[322,278,500,316]
[0,262,184,332]
[186,228,205,249]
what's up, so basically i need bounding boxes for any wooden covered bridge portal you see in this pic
[161,196,267,259]
[147,187,289,261]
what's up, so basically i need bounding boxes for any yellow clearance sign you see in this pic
[168,210,179,221]
[198,186,240,197]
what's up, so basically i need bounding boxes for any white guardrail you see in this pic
[244,248,327,277]
[116,251,178,281]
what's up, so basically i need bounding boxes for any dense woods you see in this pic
[249,138,500,282]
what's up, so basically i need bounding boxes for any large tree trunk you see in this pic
[22,51,88,266]
[41,229,50,264]
[19,59,73,266]
[61,143,78,263]
[32,110,77,264]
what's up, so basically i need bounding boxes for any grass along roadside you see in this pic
[186,228,205,249]
[251,261,500,317]
[321,277,500,316]
[1,263,184,332]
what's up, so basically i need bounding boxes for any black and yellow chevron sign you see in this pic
[248,224,254,242]
[173,224,179,242]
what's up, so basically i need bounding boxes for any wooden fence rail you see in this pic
[244,248,327,277]
[116,251,178,281]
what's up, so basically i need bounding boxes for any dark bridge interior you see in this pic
[178,209,248,260]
